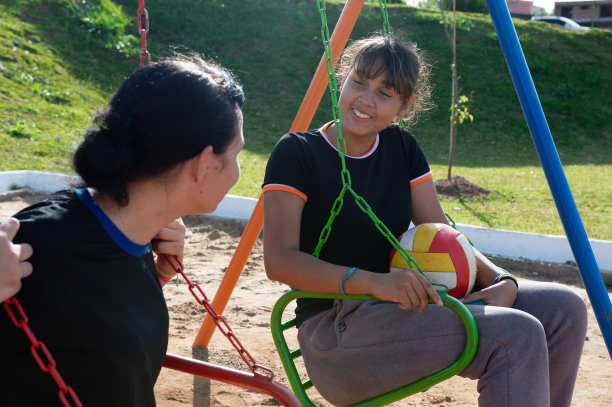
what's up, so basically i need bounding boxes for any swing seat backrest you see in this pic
[270,289,479,407]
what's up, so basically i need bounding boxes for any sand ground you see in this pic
[1,192,610,406]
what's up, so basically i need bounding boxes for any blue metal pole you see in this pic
[484,0,612,358]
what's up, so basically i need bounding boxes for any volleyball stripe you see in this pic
[458,235,477,279]
[428,224,462,253]
[412,224,438,252]
[390,252,455,271]
[447,238,470,298]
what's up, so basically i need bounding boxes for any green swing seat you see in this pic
[270,289,479,407]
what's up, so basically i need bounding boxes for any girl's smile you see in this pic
[331,67,409,155]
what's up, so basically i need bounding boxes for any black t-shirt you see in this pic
[263,124,431,326]
[0,189,169,407]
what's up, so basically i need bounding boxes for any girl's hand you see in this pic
[461,279,518,307]
[152,218,186,275]
[0,218,33,302]
[369,268,443,313]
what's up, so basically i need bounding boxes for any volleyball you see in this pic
[389,223,477,299]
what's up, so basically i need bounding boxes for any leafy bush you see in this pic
[61,0,138,55]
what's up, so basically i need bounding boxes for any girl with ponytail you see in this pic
[1,56,245,406]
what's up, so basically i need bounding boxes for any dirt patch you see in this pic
[0,189,52,216]
[435,176,501,199]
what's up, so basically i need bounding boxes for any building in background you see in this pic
[507,0,535,18]
[555,0,612,28]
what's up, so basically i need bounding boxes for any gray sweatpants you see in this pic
[297,281,587,406]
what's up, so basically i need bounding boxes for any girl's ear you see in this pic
[398,96,415,119]
[193,145,215,184]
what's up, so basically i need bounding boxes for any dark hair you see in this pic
[73,55,244,206]
[336,33,433,124]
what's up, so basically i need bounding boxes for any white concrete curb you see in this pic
[1,171,610,276]
[455,224,611,274]
[0,170,81,194]
[0,170,260,220]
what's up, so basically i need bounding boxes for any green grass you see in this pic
[0,0,133,172]
[431,164,612,240]
[1,0,611,240]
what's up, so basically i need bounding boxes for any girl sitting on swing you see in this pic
[0,56,245,406]
[262,33,587,407]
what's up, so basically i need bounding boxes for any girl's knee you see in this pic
[544,283,588,332]
[516,282,587,329]
[561,285,587,317]
[510,312,547,345]
[462,311,548,382]
[478,309,548,357]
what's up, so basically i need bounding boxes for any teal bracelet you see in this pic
[493,271,518,288]
[339,267,358,295]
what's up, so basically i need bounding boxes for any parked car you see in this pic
[531,16,590,31]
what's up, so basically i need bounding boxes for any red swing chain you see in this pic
[3,299,83,407]
[0,3,155,405]
[3,6,271,407]
[137,0,151,68]
[138,1,271,378]
[163,255,275,381]
[2,254,275,407]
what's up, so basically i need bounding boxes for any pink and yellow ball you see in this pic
[390,223,477,299]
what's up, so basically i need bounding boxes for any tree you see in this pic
[439,0,473,180]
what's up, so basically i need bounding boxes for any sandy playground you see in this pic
[1,191,611,406]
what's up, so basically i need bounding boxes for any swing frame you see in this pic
[186,0,611,400]
[9,0,608,404]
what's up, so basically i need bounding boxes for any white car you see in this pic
[531,16,590,31]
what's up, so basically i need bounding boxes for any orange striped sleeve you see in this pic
[262,184,308,202]
[410,171,433,187]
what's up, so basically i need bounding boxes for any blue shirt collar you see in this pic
[75,188,150,257]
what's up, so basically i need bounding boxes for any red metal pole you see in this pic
[163,353,302,407]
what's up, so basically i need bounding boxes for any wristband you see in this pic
[158,275,174,284]
[493,271,518,289]
[156,265,178,282]
[339,267,358,295]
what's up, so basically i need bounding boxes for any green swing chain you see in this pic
[379,0,392,37]
[378,0,407,129]
[313,0,445,291]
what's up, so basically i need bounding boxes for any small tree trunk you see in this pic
[447,0,458,180]
[448,116,456,179]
